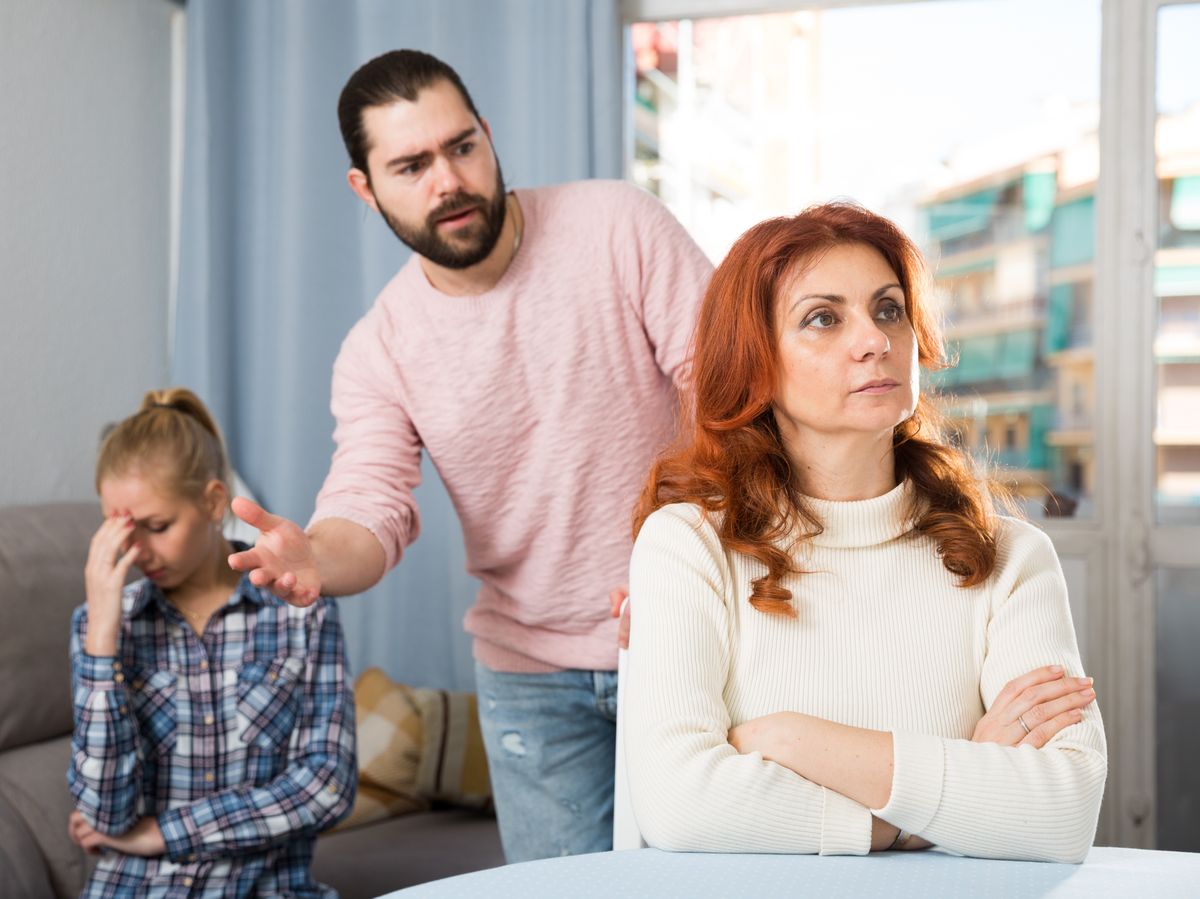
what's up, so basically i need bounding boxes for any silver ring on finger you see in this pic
[1018,714,1032,735]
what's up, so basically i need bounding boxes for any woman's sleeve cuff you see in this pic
[870,730,945,834]
[819,787,872,855]
[76,654,124,689]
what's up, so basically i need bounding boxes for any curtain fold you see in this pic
[174,0,623,689]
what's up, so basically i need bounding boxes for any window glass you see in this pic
[631,0,1101,517]
[1154,3,1200,525]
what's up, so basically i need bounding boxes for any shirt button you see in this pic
[113,672,125,683]
[204,714,215,726]
[326,785,337,795]
[199,660,209,670]
[111,661,122,671]
[118,706,129,715]
[268,672,278,682]
[183,877,194,886]
[187,853,197,862]
[204,771,215,783]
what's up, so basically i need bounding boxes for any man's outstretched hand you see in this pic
[228,497,322,606]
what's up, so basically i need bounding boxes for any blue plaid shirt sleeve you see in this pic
[67,605,144,835]
[157,600,357,862]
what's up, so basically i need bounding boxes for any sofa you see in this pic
[0,502,504,898]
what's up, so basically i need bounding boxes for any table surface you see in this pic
[381,846,1200,898]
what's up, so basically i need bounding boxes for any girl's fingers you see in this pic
[113,542,141,578]
[89,516,136,565]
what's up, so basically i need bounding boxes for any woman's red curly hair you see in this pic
[633,201,1001,616]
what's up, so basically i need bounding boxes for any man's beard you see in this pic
[376,165,508,270]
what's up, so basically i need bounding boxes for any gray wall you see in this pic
[0,0,176,504]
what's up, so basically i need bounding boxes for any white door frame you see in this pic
[1103,0,1200,850]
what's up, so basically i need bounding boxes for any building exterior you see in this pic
[922,104,1200,519]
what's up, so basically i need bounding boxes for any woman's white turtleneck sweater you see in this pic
[624,480,1106,862]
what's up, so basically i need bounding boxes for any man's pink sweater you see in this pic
[311,181,712,672]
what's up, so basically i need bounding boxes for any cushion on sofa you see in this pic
[0,734,94,898]
[338,667,430,830]
[410,679,492,809]
[0,502,100,752]
[337,668,493,831]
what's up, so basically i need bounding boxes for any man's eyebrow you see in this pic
[383,127,479,170]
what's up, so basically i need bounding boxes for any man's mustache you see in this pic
[427,193,486,226]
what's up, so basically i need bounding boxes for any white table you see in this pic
[381,846,1200,898]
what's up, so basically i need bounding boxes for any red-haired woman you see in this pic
[623,203,1106,863]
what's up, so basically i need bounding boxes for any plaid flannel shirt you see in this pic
[68,562,356,899]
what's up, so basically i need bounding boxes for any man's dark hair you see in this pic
[337,49,482,178]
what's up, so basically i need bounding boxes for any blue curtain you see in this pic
[174,0,623,690]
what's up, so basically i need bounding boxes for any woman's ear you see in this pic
[202,479,230,523]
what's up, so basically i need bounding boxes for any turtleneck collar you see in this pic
[800,479,918,549]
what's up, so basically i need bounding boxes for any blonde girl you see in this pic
[68,388,355,898]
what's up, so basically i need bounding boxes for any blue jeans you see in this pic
[474,662,618,862]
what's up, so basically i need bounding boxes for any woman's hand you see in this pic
[83,512,140,656]
[68,811,166,857]
[870,817,934,852]
[972,665,1096,748]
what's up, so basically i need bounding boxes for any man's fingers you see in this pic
[286,587,319,608]
[248,568,281,588]
[227,548,253,572]
[609,586,629,618]
[228,546,277,573]
[230,496,283,532]
[245,570,317,606]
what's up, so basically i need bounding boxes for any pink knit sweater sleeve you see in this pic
[614,184,713,389]
[309,308,422,571]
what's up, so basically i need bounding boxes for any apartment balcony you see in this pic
[1155,331,1200,363]
[941,297,1046,337]
[1155,427,1200,446]
[1046,427,1094,446]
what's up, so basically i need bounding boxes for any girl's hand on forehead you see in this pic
[83,511,141,655]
